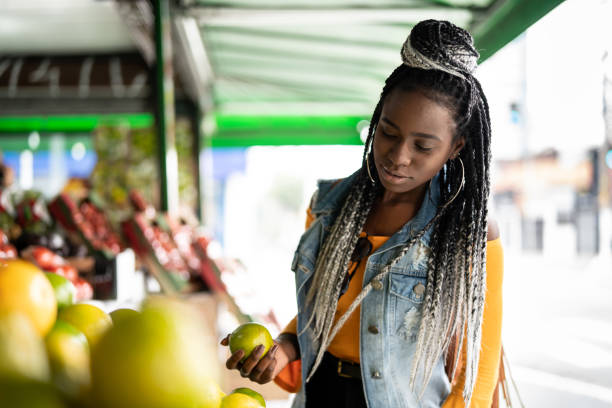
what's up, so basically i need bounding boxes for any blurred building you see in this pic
[479,0,612,257]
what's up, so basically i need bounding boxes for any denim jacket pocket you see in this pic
[388,272,427,341]
[389,273,427,303]
[292,250,316,295]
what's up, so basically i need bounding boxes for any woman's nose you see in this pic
[388,142,412,167]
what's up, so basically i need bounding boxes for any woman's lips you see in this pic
[381,166,411,182]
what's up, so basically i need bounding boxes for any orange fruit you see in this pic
[44,273,76,311]
[0,259,57,336]
[229,323,273,363]
[231,388,266,407]
[109,308,139,325]
[221,393,263,408]
[45,320,90,397]
[0,311,50,382]
[57,304,112,348]
[91,297,222,408]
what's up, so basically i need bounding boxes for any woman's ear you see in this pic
[449,137,466,160]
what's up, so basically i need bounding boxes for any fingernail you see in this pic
[271,345,279,354]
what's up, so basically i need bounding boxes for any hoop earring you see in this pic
[364,133,376,185]
[441,157,465,208]
[366,153,376,185]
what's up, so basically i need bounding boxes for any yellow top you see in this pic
[275,208,503,408]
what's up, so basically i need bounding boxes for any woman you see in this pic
[222,19,503,408]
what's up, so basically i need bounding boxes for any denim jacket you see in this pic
[290,169,450,408]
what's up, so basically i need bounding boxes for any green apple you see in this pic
[229,323,273,363]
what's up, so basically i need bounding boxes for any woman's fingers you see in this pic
[220,334,230,346]
[250,344,279,383]
[226,343,281,384]
[257,359,277,384]
[239,345,265,376]
[225,349,245,370]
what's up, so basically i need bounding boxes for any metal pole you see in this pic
[192,102,204,221]
[153,0,179,215]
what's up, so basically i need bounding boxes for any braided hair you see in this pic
[304,20,491,405]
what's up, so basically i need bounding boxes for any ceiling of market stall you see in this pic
[184,0,565,146]
[0,0,566,146]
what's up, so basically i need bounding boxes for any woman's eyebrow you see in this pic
[381,117,400,130]
[412,132,441,141]
[382,117,441,141]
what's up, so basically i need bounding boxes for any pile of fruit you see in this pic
[0,258,269,408]
[121,191,226,295]
[22,245,93,301]
[48,194,123,258]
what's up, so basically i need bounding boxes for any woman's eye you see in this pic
[381,131,397,139]
[415,144,433,152]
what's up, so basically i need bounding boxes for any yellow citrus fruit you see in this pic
[45,273,76,311]
[0,379,67,408]
[221,393,263,408]
[91,297,223,408]
[57,304,112,349]
[45,320,90,398]
[229,323,273,363]
[0,259,57,336]
[0,312,50,382]
[109,308,139,325]
[231,388,266,407]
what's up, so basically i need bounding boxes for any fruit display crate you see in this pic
[48,193,123,260]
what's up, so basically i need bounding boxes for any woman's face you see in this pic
[372,89,464,196]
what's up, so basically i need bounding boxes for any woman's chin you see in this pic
[378,177,413,193]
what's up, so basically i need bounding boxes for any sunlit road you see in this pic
[503,252,612,407]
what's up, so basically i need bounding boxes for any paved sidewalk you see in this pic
[502,251,612,407]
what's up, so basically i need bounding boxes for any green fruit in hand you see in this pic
[45,273,76,310]
[229,323,273,363]
[221,392,263,408]
[109,308,139,325]
[231,388,266,407]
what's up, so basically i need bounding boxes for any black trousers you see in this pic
[305,353,368,408]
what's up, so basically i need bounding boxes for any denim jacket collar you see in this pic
[312,169,442,257]
[310,169,362,217]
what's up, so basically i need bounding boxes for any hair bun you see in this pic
[401,19,479,77]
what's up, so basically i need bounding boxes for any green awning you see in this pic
[0,0,566,147]
[0,114,154,134]
[183,0,565,146]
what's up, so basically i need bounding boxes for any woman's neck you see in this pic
[379,182,429,206]
[364,183,430,236]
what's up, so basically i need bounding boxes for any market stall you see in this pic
[0,0,566,406]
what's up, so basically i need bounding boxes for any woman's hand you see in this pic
[221,333,299,384]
